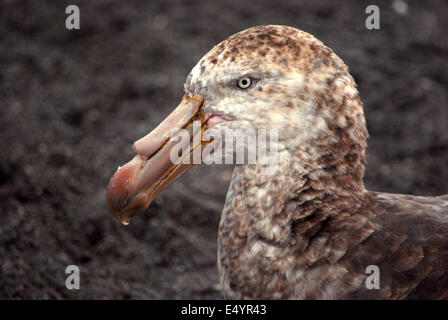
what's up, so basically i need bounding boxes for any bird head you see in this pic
[106,25,368,225]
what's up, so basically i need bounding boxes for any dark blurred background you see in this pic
[0,0,447,299]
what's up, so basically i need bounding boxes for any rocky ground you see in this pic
[0,0,447,299]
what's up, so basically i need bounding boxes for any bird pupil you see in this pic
[238,77,251,89]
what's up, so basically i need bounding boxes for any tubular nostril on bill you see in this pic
[132,93,204,157]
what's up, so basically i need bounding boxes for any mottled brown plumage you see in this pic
[107,25,448,299]
[186,25,448,299]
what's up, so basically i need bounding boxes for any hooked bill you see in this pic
[106,93,208,225]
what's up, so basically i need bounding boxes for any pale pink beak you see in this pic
[106,93,206,225]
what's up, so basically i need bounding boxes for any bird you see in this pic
[106,25,448,299]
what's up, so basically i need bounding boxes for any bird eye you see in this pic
[237,77,252,89]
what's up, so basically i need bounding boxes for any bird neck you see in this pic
[220,136,367,245]
[218,136,368,298]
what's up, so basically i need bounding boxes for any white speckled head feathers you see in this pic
[185,25,368,188]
